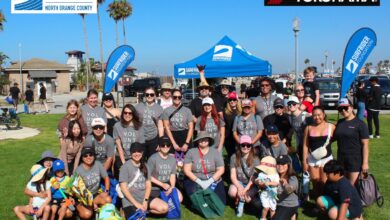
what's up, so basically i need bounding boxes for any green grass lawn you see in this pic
[0,114,389,219]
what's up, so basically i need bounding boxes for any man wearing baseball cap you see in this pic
[260,124,288,159]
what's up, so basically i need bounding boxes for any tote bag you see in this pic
[190,188,225,219]
[160,188,181,219]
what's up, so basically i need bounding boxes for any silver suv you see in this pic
[317,78,341,108]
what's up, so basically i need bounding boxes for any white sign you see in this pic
[11,0,97,14]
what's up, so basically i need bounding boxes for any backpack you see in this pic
[356,173,384,207]
[98,203,124,220]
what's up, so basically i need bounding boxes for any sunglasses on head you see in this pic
[337,106,349,112]
[93,125,104,130]
[240,144,253,148]
[173,96,182,100]
[145,93,155,97]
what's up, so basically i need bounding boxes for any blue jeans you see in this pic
[357,102,365,121]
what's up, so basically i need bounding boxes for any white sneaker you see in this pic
[369,135,374,139]
[375,135,380,139]
[236,202,244,217]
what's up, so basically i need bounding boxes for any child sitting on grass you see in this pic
[13,164,51,220]
[316,160,363,220]
[50,160,73,220]
[255,156,280,220]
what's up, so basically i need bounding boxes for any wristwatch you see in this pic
[144,198,149,202]
[185,142,190,145]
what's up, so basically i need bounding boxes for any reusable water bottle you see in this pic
[303,171,310,195]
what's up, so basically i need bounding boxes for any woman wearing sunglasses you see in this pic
[162,89,194,153]
[333,98,369,185]
[183,131,226,204]
[303,106,335,199]
[233,99,264,154]
[147,136,183,204]
[195,97,226,152]
[228,135,260,217]
[75,147,112,219]
[101,92,121,138]
[113,104,145,179]
[252,77,278,120]
[135,87,164,158]
[224,92,242,159]
[120,143,168,219]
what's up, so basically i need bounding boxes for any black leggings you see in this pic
[272,205,299,220]
[367,109,380,136]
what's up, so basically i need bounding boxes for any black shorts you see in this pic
[50,198,64,205]
[144,136,159,159]
[171,130,193,153]
[338,153,362,172]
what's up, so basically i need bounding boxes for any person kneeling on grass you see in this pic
[316,160,363,220]
[14,164,51,220]
[50,160,73,220]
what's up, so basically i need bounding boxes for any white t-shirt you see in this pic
[26,180,51,208]
[160,98,173,110]
[257,172,280,195]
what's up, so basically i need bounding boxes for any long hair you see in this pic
[121,104,142,130]
[281,162,297,179]
[200,104,220,131]
[65,99,81,120]
[67,120,83,143]
[29,170,48,193]
[225,100,242,116]
[139,157,148,178]
[234,145,256,169]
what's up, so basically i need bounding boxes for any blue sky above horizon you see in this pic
[0,0,389,75]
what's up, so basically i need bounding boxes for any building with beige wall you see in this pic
[3,58,72,98]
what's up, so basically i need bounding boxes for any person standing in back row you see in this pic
[366,76,382,138]
[24,85,34,114]
[9,82,20,111]
[39,82,49,113]
[302,67,320,107]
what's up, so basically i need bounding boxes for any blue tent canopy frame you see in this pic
[174,36,272,79]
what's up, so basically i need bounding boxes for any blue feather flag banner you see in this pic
[104,45,135,93]
[340,28,376,98]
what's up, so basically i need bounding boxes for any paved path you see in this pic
[0,126,40,140]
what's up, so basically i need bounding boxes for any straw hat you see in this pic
[193,131,214,146]
[197,81,213,91]
[255,156,277,175]
[161,83,173,90]
[30,164,48,182]
[220,79,231,86]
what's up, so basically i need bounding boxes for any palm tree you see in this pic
[377,60,383,71]
[119,0,132,44]
[384,59,390,68]
[304,58,310,66]
[80,14,91,90]
[97,0,105,84]
[107,0,122,47]
[0,10,6,31]
[365,62,373,74]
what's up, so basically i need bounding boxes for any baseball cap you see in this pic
[276,155,291,165]
[241,99,252,107]
[287,96,300,104]
[53,160,65,172]
[239,135,252,145]
[227,92,238,100]
[91,118,106,127]
[202,97,214,105]
[159,136,172,146]
[266,124,279,134]
[273,98,284,107]
[102,92,114,101]
[130,142,144,153]
[81,147,95,157]
[338,98,351,107]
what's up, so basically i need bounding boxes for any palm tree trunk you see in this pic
[81,15,91,91]
[115,21,119,47]
[97,6,105,87]
[122,18,126,45]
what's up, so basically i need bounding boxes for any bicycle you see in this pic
[0,107,21,130]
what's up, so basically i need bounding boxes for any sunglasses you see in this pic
[145,93,155,97]
[240,144,253,148]
[295,89,304,92]
[337,106,349,112]
[287,102,297,107]
[173,96,182,100]
[93,125,104,130]
[123,111,133,115]
[228,99,237,102]
[103,99,113,101]
[221,86,229,89]
[274,106,284,109]
[160,144,172,148]
[260,84,270,87]
[83,153,94,158]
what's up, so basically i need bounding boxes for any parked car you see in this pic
[124,77,161,97]
[364,78,390,109]
[317,78,341,109]
[182,89,199,107]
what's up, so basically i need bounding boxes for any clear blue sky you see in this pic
[0,0,389,75]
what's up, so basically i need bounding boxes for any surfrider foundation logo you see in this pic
[11,0,97,14]
[212,45,233,62]
[265,0,380,6]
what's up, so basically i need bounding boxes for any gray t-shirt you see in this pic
[135,103,163,141]
[277,176,299,207]
[184,148,224,180]
[254,95,278,120]
[113,122,145,160]
[119,160,151,208]
[84,134,115,164]
[75,161,108,195]
[81,104,107,134]
[161,105,193,131]
[261,141,288,158]
[147,153,176,189]
[232,114,264,146]
[230,154,260,184]
[195,117,225,148]
[289,112,312,148]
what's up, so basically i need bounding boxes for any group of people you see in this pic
[8,82,49,113]
[13,66,373,220]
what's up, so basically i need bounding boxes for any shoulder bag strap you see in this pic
[369,173,384,207]
[240,158,251,180]
[322,123,332,148]
[197,147,209,178]
[169,104,183,120]
[104,108,119,122]
[128,169,141,188]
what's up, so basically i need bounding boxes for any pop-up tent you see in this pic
[174,36,272,79]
